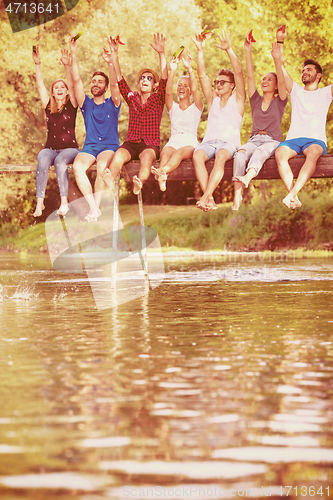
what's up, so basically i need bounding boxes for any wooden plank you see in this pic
[0,164,74,173]
[1,154,333,179]
[122,155,333,181]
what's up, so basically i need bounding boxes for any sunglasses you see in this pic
[140,75,154,82]
[214,79,233,86]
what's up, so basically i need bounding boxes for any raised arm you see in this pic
[32,46,49,109]
[69,36,85,108]
[102,38,121,108]
[182,51,203,111]
[244,34,256,98]
[150,33,168,80]
[215,30,246,114]
[192,33,214,110]
[271,42,287,101]
[276,24,293,94]
[60,49,78,108]
[165,56,177,111]
[107,37,122,82]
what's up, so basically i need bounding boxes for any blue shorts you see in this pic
[81,144,119,158]
[194,139,236,160]
[277,137,327,155]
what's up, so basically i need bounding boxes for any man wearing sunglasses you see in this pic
[192,30,246,211]
[103,33,168,195]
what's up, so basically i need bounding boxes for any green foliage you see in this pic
[2,190,333,252]
[0,0,201,164]
[143,186,333,251]
[194,0,333,146]
[1,0,333,233]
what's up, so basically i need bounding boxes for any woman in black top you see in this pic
[32,46,79,216]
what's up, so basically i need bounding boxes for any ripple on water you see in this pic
[99,460,267,479]
[163,265,333,283]
[0,472,113,490]
[212,446,333,463]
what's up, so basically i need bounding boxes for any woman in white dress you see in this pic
[152,52,203,191]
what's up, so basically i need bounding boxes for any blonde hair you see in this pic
[49,79,69,114]
[177,75,190,85]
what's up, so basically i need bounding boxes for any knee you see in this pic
[234,149,246,165]
[54,159,68,171]
[305,145,323,161]
[193,150,204,167]
[37,153,51,171]
[73,160,82,176]
[112,151,126,168]
[275,147,287,162]
[216,149,230,164]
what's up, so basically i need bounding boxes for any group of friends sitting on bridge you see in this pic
[32,25,333,221]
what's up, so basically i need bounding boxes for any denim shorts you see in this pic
[277,137,327,155]
[194,139,236,160]
[81,144,119,158]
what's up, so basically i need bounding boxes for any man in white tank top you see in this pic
[192,30,246,211]
[274,25,333,209]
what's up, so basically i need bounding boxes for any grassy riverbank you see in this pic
[1,185,333,253]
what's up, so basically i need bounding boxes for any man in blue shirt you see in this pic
[70,36,121,221]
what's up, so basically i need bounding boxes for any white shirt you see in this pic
[169,102,202,136]
[286,82,332,145]
[203,94,242,148]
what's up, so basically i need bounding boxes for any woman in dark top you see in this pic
[231,35,288,210]
[32,46,79,217]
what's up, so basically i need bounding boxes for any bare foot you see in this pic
[57,204,69,216]
[85,208,102,222]
[282,193,292,208]
[290,195,302,210]
[205,198,217,211]
[151,166,160,180]
[196,196,217,212]
[234,175,249,189]
[133,175,142,195]
[196,199,207,211]
[157,171,167,191]
[151,167,167,191]
[231,191,243,211]
[33,201,45,217]
[282,193,302,209]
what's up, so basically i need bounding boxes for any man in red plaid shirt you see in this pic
[103,33,168,195]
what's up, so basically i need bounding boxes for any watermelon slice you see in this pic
[173,46,185,61]
[248,29,256,43]
[116,35,125,45]
[73,31,83,41]
[201,29,213,40]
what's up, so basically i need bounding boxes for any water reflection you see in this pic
[0,252,332,499]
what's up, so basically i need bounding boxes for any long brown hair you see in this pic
[49,79,69,113]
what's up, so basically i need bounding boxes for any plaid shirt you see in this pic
[118,77,167,147]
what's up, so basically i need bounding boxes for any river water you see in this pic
[0,251,333,499]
